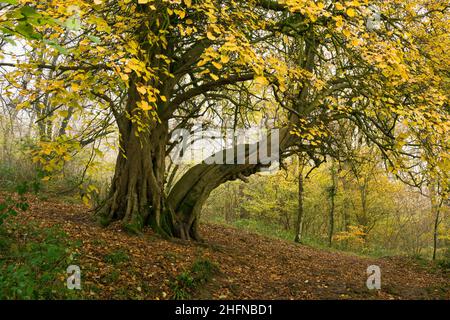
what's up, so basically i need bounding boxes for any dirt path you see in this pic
[13,196,450,300]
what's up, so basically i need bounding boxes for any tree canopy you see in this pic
[0,0,448,239]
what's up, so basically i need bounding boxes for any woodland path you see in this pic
[13,195,449,300]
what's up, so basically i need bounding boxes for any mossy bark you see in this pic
[167,129,294,240]
[98,82,174,236]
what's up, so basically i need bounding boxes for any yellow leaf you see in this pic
[220,55,230,64]
[137,85,147,95]
[120,73,129,82]
[174,9,186,19]
[212,61,223,69]
[254,75,269,86]
[335,16,344,28]
[137,100,152,111]
[82,195,91,206]
[197,59,208,67]
[71,83,81,92]
[59,110,69,118]
[346,8,356,17]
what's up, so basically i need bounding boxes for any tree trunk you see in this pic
[168,162,261,240]
[167,128,293,240]
[340,175,350,232]
[99,119,173,235]
[224,183,233,223]
[294,158,305,243]
[328,160,337,247]
[358,179,370,241]
[432,207,440,261]
[430,180,443,261]
[98,82,174,236]
[238,182,247,219]
[101,113,293,240]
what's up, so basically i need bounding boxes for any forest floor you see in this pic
[6,195,450,300]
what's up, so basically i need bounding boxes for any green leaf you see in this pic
[20,6,40,18]
[0,34,16,46]
[0,0,19,4]
[64,17,81,31]
[43,39,69,54]
[88,35,101,44]
[16,182,29,195]
[15,21,42,40]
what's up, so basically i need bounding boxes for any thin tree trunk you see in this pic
[328,160,337,247]
[430,180,443,261]
[432,206,440,261]
[340,175,350,232]
[294,158,305,243]
[238,182,246,219]
[225,184,232,223]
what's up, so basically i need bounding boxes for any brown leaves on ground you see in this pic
[8,195,450,300]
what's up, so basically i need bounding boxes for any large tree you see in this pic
[1,0,448,240]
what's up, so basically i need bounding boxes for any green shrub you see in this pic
[0,182,33,226]
[0,163,43,194]
[170,272,195,300]
[437,246,450,270]
[0,223,79,299]
[0,171,79,300]
[170,258,219,300]
[191,259,219,284]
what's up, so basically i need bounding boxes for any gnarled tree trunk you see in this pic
[99,119,174,235]
[100,96,294,240]
[98,82,174,236]
[167,128,294,240]
[168,162,262,240]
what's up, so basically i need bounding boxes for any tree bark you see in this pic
[98,83,174,236]
[168,162,261,240]
[430,179,443,261]
[328,160,337,247]
[167,128,293,240]
[99,120,173,235]
[340,175,350,232]
[294,157,305,243]
[100,98,294,240]
[432,206,440,261]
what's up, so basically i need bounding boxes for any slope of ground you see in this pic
[4,195,449,300]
